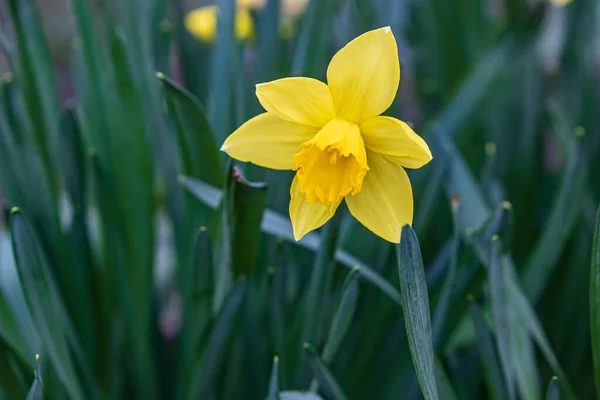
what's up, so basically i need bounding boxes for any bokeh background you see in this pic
[0,0,599,399]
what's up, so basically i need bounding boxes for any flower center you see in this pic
[292,119,369,205]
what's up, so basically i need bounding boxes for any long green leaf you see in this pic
[488,237,515,400]
[322,267,360,364]
[469,300,508,400]
[189,279,246,398]
[8,210,84,399]
[396,225,439,400]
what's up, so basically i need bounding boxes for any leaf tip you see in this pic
[574,126,585,137]
[502,201,512,211]
[491,234,499,242]
[10,206,20,214]
[155,71,166,80]
[177,174,186,184]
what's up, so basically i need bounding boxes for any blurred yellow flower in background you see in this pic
[185,0,309,43]
[550,0,574,5]
[185,0,264,43]
[221,27,432,243]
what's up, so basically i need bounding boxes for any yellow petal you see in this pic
[235,7,255,41]
[185,6,218,44]
[360,116,432,169]
[345,152,413,243]
[256,77,335,127]
[221,113,318,170]
[327,27,400,124]
[289,176,341,240]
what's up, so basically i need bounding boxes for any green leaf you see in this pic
[181,176,403,306]
[545,377,560,400]
[212,165,268,313]
[435,358,459,400]
[591,203,600,400]
[26,355,42,400]
[8,210,84,399]
[304,343,348,400]
[0,337,28,399]
[468,300,508,400]
[303,211,342,345]
[189,279,246,398]
[523,138,587,300]
[6,0,61,194]
[488,238,515,400]
[396,225,439,400]
[506,269,576,399]
[157,73,222,187]
[322,267,360,364]
[268,355,280,400]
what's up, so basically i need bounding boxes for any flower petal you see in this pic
[235,7,255,41]
[185,6,218,44]
[221,113,318,170]
[289,175,341,240]
[345,152,413,243]
[327,27,400,124]
[256,77,335,127]
[360,116,432,168]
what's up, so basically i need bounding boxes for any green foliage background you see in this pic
[0,0,600,399]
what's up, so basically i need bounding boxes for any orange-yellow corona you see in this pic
[221,27,432,243]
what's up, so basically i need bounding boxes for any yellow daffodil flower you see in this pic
[185,0,265,43]
[221,27,432,243]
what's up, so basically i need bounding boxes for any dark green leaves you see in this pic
[396,225,439,400]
